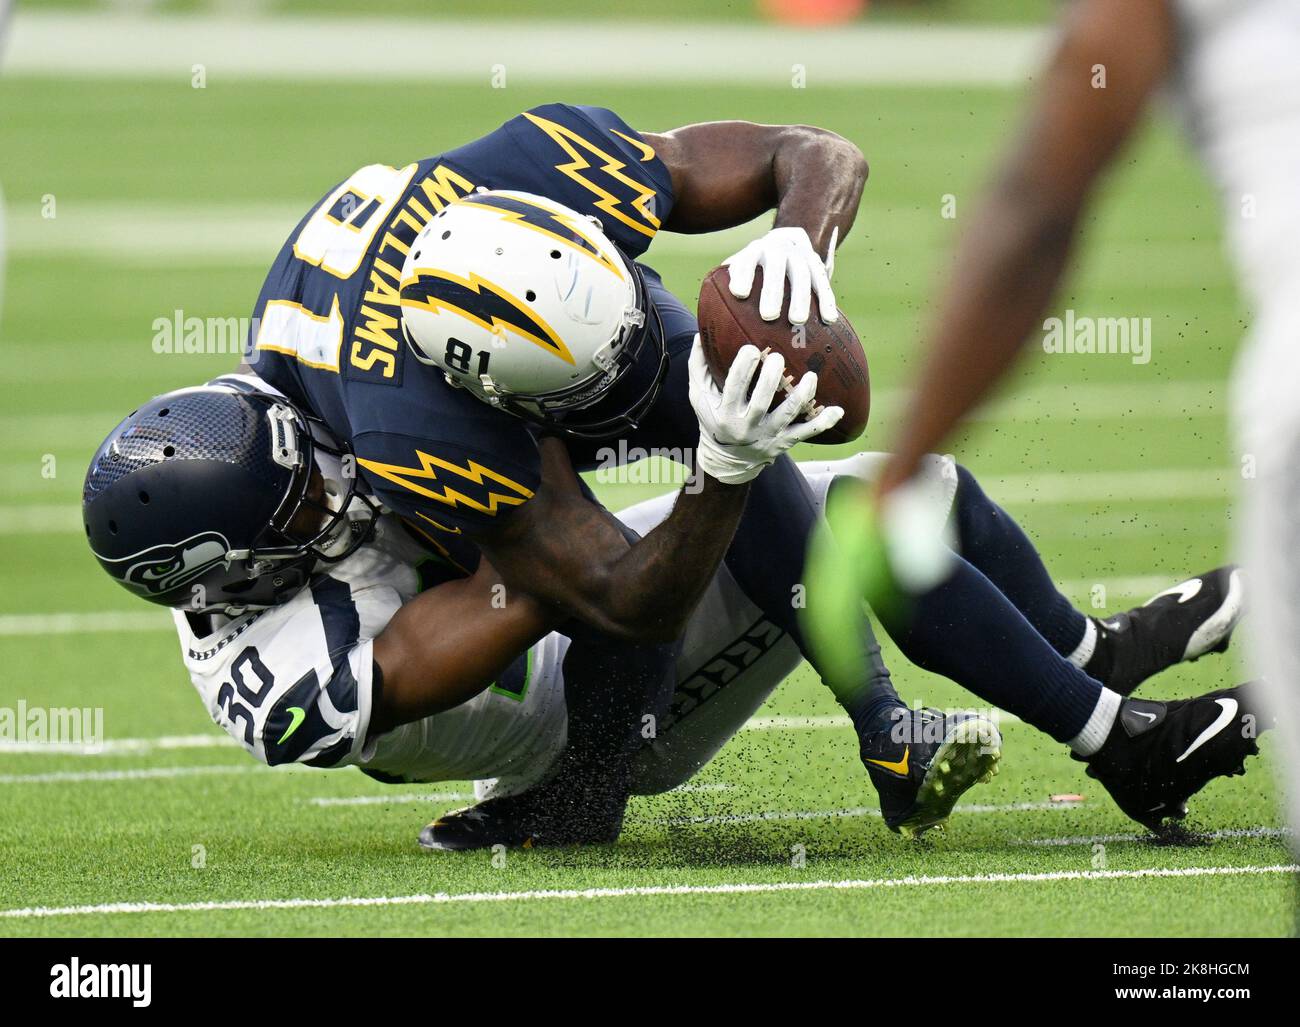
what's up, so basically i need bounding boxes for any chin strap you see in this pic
[316,486,379,560]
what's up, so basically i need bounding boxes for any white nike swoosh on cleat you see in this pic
[1175,698,1239,764]
[1145,578,1203,606]
[1183,569,1244,660]
[1133,710,1157,723]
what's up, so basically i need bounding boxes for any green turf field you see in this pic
[1,62,1293,937]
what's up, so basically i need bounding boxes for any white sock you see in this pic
[1069,687,1122,757]
[1066,617,1097,669]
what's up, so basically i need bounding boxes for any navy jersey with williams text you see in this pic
[246,104,675,569]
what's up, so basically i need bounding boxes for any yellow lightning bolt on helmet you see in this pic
[399,190,667,440]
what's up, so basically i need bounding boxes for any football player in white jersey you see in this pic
[82,369,1004,846]
[867,1,1297,845]
[83,368,1253,847]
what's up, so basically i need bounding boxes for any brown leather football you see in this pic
[696,264,870,445]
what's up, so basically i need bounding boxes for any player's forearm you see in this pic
[879,183,1079,494]
[653,122,867,252]
[578,340,832,641]
[591,473,750,642]
[370,568,557,732]
[771,126,869,254]
[879,0,1169,494]
[480,438,750,644]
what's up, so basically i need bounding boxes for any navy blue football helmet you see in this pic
[83,380,378,613]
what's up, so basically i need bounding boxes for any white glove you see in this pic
[688,335,844,485]
[723,226,838,325]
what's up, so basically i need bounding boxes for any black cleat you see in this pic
[418,795,543,852]
[1081,683,1263,832]
[858,707,1003,839]
[418,790,624,851]
[1086,566,1244,695]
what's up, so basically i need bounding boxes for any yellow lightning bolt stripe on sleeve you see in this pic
[358,450,535,516]
[522,112,662,239]
[611,129,658,164]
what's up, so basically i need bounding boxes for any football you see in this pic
[697,264,871,444]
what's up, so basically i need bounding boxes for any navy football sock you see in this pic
[873,556,1104,743]
[557,623,680,817]
[953,465,1089,658]
[726,455,905,726]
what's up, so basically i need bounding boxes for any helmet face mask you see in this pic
[83,384,378,615]
[244,405,373,567]
[399,189,668,441]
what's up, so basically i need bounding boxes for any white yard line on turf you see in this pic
[0,505,83,535]
[6,12,1049,86]
[300,780,730,808]
[0,467,1233,539]
[1059,575,1172,598]
[10,208,763,265]
[651,800,1084,827]
[6,195,1226,298]
[306,792,472,807]
[0,724,856,755]
[0,764,260,784]
[741,715,848,731]
[988,468,1232,506]
[2,712,1032,758]
[4,864,1294,920]
[1016,826,1293,848]
[0,381,1231,441]
[0,733,235,755]
[9,723,832,758]
[744,711,1024,731]
[0,574,1177,645]
[0,609,170,636]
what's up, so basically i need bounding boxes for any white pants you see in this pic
[1232,297,1300,850]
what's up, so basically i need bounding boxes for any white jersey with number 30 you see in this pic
[170,514,570,784]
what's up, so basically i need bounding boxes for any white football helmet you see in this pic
[399,190,666,439]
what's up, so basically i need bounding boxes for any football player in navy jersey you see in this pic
[238,105,929,839]
[232,105,1254,842]
[240,105,859,608]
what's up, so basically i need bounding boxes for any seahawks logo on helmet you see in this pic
[109,532,233,598]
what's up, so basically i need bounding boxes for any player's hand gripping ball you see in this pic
[687,338,842,484]
[697,264,871,444]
